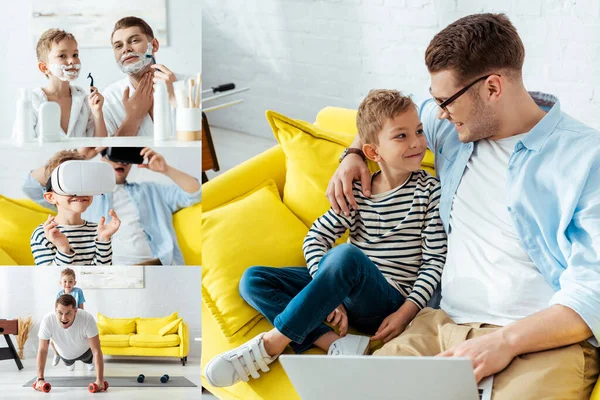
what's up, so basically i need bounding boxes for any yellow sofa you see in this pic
[98,312,190,366]
[201,107,600,400]
[0,197,201,266]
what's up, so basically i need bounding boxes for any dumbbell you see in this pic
[32,381,52,392]
[160,374,170,383]
[137,374,145,383]
[88,380,109,393]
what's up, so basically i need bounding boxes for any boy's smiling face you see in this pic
[40,39,81,81]
[60,275,76,294]
[43,191,93,215]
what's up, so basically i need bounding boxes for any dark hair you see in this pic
[425,13,525,84]
[55,294,76,309]
[111,16,154,42]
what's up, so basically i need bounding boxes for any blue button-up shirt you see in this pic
[420,92,600,345]
[23,173,201,265]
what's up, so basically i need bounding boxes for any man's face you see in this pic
[430,70,499,143]
[55,304,77,329]
[102,157,133,184]
[112,27,156,74]
[60,275,76,293]
[370,108,428,172]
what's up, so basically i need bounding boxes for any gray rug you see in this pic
[24,376,197,388]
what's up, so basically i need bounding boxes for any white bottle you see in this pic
[38,102,62,143]
[153,81,170,142]
[13,88,34,145]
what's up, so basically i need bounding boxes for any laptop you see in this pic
[279,355,493,400]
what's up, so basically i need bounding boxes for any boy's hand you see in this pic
[138,147,168,173]
[371,301,420,344]
[88,87,104,117]
[97,209,121,241]
[327,304,348,337]
[123,72,153,120]
[43,215,72,254]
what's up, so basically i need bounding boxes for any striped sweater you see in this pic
[30,221,112,266]
[302,170,447,309]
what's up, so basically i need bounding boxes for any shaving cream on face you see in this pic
[117,43,153,75]
[48,63,81,81]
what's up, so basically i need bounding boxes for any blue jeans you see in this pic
[238,244,406,353]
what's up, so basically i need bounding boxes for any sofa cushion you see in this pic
[174,202,202,265]
[202,179,309,339]
[0,196,56,265]
[266,110,355,228]
[158,318,182,336]
[97,313,137,335]
[99,334,133,348]
[136,312,179,335]
[0,247,18,266]
[130,334,181,348]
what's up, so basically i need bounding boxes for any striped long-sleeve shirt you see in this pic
[302,170,447,309]
[30,221,112,266]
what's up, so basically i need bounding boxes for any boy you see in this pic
[205,89,447,387]
[30,150,120,266]
[27,28,108,137]
[51,268,87,368]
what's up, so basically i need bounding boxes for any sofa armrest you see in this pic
[178,321,189,358]
[202,145,286,212]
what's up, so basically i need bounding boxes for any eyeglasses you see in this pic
[433,74,497,114]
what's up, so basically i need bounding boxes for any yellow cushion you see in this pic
[0,247,18,266]
[158,318,182,336]
[266,110,355,228]
[202,180,309,339]
[173,202,202,265]
[0,196,56,265]
[99,334,132,348]
[130,334,181,348]
[592,379,600,400]
[136,312,178,335]
[96,322,110,335]
[97,313,137,335]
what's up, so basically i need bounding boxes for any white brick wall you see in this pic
[202,0,600,139]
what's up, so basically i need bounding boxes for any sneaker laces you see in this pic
[230,339,271,382]
[328,342,341,356]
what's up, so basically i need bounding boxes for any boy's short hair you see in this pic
[61,268,76,280]
[111,16,154,42]
[425,13,524,84]
[44,150,86,182]
[55,294,76,309]
[36,28,77,63]
[357,89,416,145]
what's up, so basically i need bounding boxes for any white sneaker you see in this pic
[52,354,60,367]
[66,363,75,371]
[204,332,278,387]
[87,362,95,372]
[327,334,370,356]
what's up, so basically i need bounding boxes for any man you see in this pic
[35,295,105,391]
[103,16,181,137]
[329,13,599,399]
[24,147,201,265]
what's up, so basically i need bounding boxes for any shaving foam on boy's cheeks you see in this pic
[117,43,153,75]
[48,64,81,81]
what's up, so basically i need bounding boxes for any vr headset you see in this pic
[100,147,144,164]
[45,161,116,196]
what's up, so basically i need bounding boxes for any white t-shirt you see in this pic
[440,134,556,326]
[102,74,183,137]
[38,309,98,360]
[29,85,95,138]
[110,184,155,265]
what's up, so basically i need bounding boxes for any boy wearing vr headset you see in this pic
[24,147,201,265]
[29,151,120,266]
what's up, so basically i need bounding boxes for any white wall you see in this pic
[0,266,201,358]
[202,0,600,139]
[0,147,201,199]
[0,0,203,139]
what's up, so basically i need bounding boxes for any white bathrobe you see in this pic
[102,74,182,137]
[30,85,95,137]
